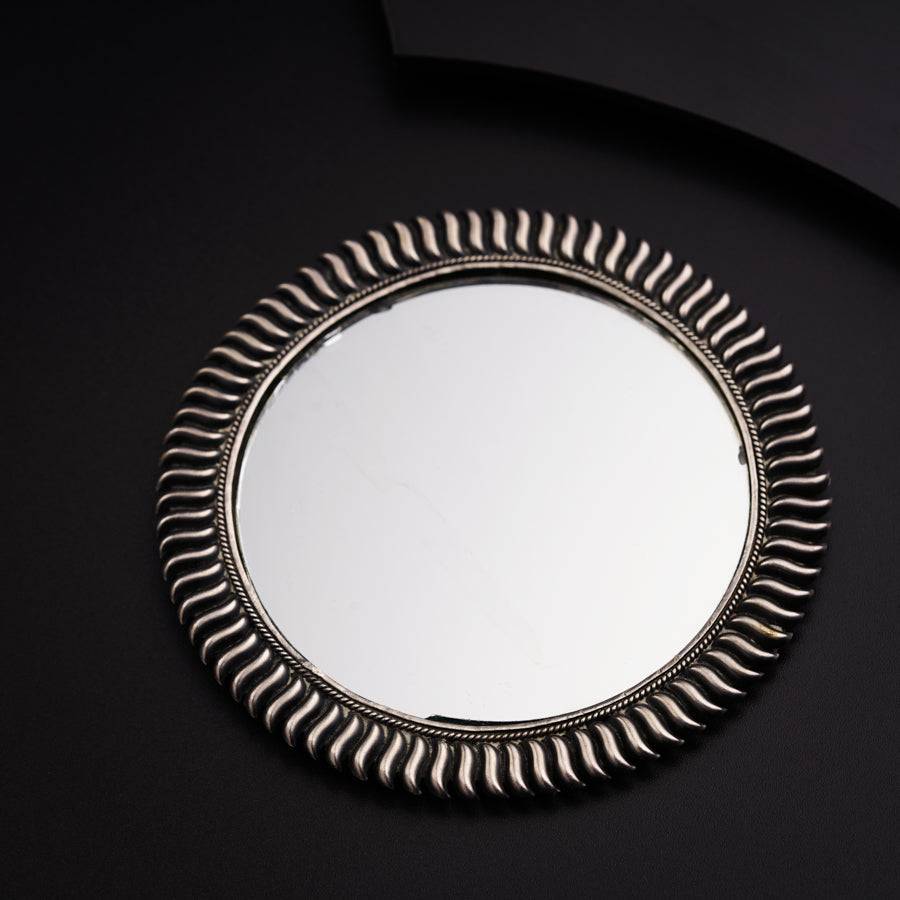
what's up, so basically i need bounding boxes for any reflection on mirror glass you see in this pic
[236,281,750,723]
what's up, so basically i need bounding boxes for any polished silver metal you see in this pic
[157,209,829,797]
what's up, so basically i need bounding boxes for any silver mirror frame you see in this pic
[157,209,828,797]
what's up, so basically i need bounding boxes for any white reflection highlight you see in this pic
[237,282,750,722]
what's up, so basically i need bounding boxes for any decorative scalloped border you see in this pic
[157,210,828,797]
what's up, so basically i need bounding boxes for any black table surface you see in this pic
[4,2,899,896]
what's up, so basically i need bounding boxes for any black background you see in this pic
[385,0,900,209]
[4,2,899,896]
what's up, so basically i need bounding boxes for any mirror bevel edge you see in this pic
[224,260,761,733]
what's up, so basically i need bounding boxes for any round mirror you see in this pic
[159,210,827,796]
[235,279,751,723]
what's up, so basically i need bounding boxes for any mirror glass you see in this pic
[236,281,750,723]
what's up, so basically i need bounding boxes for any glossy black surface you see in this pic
[4,1,898,895]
